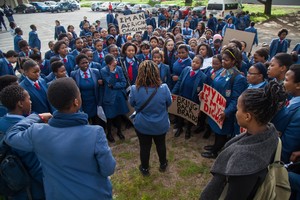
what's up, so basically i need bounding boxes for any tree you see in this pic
[257,0,273,16]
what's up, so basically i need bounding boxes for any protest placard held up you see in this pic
[117,13,147,34]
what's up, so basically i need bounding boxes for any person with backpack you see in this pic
[200,80,287,199]
[5,77,116,199]
[0,84,45,200]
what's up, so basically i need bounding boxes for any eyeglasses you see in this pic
[247,72,261,75]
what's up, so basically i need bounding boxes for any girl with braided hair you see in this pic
[200,80,287,200]
[129,60,172,176]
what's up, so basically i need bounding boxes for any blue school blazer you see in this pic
[92,51,105,65]
[54,25,66,40]
[159,63,171,88]
[70,68,102,106]
[172,66,208,104]
[29,30,41,50]
[14,35,23,53]
[56,55,76,76]
[269,38,289,59]
[0,58,15,76]
[20,77,52,114]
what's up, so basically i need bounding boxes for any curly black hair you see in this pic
[0,85,25,111]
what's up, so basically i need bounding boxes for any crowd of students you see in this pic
[0,7,300,199]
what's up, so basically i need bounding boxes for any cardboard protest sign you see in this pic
[168,95,199,125]
[117,13,147,34]
[223,29,255,52]
[200,84,226,129]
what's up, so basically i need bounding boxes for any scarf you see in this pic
[48,111,88,128]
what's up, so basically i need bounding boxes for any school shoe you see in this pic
[201,151,218,159]
[202,129,211,139]
[185,129,191,139]
[194,126,205,134]
[204,145,214,151]
[106,133,115,143]
[159,160,168,172]
[139,165,150,176]
[117,131,125,140]
[174,128,182,137]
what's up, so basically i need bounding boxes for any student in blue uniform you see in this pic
[247,62,268,89]
[171,44,192,89]
[221,17,236,37]
[137,41,151,61]
[172,55,208,139]
[182,21,193,44]
[47,60,67,86]
[14,27,23,53]
[269,28,289,59]
[201,46,248,159]
[267,53,294,83]
[80,21,92,37]
[163,38,176,72]
[5,77,116,200]
[0,50,18,76]
[245,21,258,46]
[44,41,56,60]
[0,75,18,117]
[53,40,76,76]
[101,54,128,143]
[20,59,53,114]
[70,37,84,58]
[151,48,171,88]
[18,40,34,58]
[28,24,41,51]
[0,84,45,200]
[118,42,141,88]
[29,53,51,78]
[54,20,66,40]
[92,39,105,66]
[146,13,157,29]
[71,54,105,128]
[106,10,115,27]
[81,48,103,71]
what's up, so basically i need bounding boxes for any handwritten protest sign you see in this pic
[168,95,199,125]
[117,13,147,34]
[200,84,226,129]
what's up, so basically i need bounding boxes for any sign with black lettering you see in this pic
[117,13,147,34]
[200,84,226,129]
[168,95,199,125]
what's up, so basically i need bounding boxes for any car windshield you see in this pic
[207,4,223,10]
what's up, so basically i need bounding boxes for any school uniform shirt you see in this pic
[59,55,76,76]
[208,68,248,136]
[0,58,15,76]
[136,53,151,61]
[158,63,171,88]
[5,113,116,200]
[14,34,23,53]
[272,96,300,163]
[101,65,129,118]
[269,38,289,59]
[54,25,66,40]
[129,84,172,135]
[71,68,102,118]
[29,30,41,50]
[0,114,45,200]
[118,56,141,87]
[93,50,105,65]
[172,67,208,104]
[20,77,53,114]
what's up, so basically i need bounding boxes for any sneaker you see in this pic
[159,161,168,172]
[139,165,150,176]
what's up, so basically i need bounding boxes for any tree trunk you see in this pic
[264,0,272,15]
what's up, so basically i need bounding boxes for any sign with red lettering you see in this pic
[168,95,199,125]
[200,84,226,129]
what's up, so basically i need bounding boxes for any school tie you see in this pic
[128,61,133,81]
[145,55,149,60]
[63,58,67,63]
[83,71,88,79]
[8,63,12,68]
[99,53,103,59]
[168,52,172,58]
[34,82,40,90]
[190,71,195,77]
[115,73,119,79]
[178,59,183,63]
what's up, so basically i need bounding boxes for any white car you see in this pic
[115,2,134,13]
[100,2,119,11]
[131,4,155,15]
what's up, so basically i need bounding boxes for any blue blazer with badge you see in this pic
[272,101,300,163]
[269,38,289,59]
[14,35,23,53]
[92,51,105,65]
[71,68,102,106]
[20,77,53,114]
[0,58,15,76]
[172,67,208,104]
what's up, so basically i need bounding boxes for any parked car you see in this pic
[115,2,134,13]
[14,4,36,13]
[44,1,57,6]
[153,4,168,13]
[30,2,50,12]
[50,2,77,13]
[91,2,104,11]
[192,6,206,18]
[99,2,119,11]
[179,6,192,19]
[69,0,80,10]
[131,4,156,15]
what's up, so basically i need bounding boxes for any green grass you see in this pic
[242,4,300,22]
[177,159,210,177]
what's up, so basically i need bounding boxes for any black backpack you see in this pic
[0,135,32,199]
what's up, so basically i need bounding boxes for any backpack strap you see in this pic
[274,138,282,162]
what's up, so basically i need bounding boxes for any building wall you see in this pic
[0,0,30,8]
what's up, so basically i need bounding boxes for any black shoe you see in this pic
[106,134,115,143]
[201,151,217,159]
[174,128,182,137]
[117,131,125,140]
[202,130,211,139]
[185,129,191,139]
[159,160,168,172]
[139,165,150,176]
[173,124,178,129]
[194,126,205,134]
[204,145,214,151]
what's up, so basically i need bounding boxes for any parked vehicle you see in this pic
[50,2,77,13]
[14,4,36,13]
[206,0,242,18]
[115,2,134,13]
[69,0,80,10]
[99,2,119,11]
[192,6,206,18]
[91,2,104,11]
[131,4,156,15]
[30,2,50,12]
[179,6,191,19]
